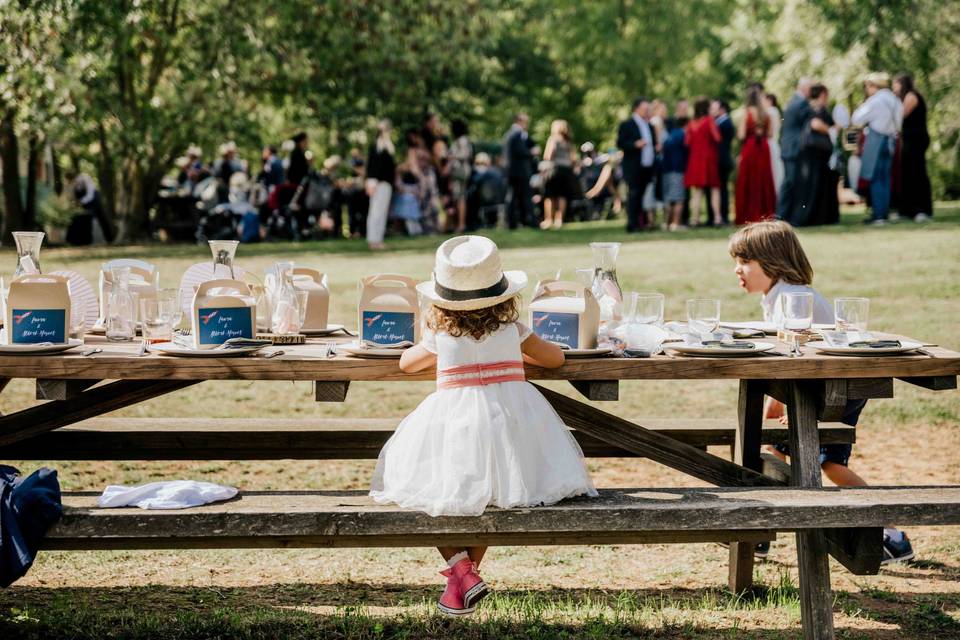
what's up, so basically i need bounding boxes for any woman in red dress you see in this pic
[735,87,777,224]
[684,98,722,226]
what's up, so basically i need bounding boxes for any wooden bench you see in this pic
[43,486,960,551]
[0,417,855,460]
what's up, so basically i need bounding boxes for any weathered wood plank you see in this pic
[786,381,836,640]
[569,380,619,401]
[314,381,350,402]
[534,384,783,488]
[44,486,960,548]
[0,417,856,461]
[0,379,199,447]
[36,379,100,401]
[729,380,766,593]
[898,376,957,391]
[0,337,954,381]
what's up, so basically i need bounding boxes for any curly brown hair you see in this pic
[426,296,520,340]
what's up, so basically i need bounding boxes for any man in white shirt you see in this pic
[852,72,903,224]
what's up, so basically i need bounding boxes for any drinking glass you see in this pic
[835,297,869,333]
[296,290,309,328]
[575,268,594,288]
[686,298,721,338]
[70,307,87,339]
[157,288,181,331]
[631,292,665,325]
[139,297,176,344]
[782,292,814,331]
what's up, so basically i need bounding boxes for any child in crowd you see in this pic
[728,220,913,564]
[370,235,597,615]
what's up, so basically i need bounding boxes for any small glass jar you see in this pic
[106,267,136,342]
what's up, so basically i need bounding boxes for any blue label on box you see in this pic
[197,307,253,344]
[362,310,415,345]
[11,308,66,344]
[531,311,579,348]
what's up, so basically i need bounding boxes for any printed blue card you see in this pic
[531,311,579,348]
[197,307,253,344]
[10,308,66,344]
[362,311,415,345]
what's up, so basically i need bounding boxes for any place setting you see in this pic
[663,298,778,358]
[805,297,926,357]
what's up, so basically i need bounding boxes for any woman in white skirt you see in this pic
[365,119,396,250]
[764,93,784,193]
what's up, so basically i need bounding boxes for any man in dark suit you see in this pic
[504,113,538,229]
[710,100,735,224]
[617,97,657,232]
[777,78,814,223]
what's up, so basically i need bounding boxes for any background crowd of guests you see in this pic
[153,70,932,248]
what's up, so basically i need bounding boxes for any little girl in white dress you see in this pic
[370,235,597,616]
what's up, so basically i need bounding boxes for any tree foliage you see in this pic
[1,0,957,241]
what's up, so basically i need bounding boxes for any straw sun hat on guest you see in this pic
[417,236,527,311]
[864,72,890,88]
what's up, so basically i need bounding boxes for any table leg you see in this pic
[786,381,835,640]
[729,380,765,593]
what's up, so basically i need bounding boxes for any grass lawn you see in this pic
[1,204,959,639]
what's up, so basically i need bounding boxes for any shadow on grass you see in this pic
[17,202,960,264]
[1,582,959,639]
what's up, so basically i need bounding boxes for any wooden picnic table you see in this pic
[1,332,958,640]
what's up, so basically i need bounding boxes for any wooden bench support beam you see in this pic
[898,376,957,391]
[315,381,350,402]
[729,380,765,593]
[0,379,199,447]
[36,379,101,401]
[534,384,782,488]
[569,380,619,401]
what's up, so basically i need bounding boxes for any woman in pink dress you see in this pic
[735,87,777,224]
[684,98,722,226]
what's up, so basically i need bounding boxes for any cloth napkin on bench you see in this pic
[97,480,238,510]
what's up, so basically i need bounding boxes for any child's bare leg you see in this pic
[710,187,722,225]
[437,546,467,562]
[822,462,868,487]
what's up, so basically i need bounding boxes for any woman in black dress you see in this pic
[795,84,839,226]
[893,74,933,221]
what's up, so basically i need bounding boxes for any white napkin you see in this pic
[97,480,238,509]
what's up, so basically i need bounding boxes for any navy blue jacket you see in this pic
[780,93,815,161]
[717,115,736,172]
[1,465,62,587]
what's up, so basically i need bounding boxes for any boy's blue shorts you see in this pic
[773,399,865,467]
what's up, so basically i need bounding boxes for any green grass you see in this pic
[1,203,959,639]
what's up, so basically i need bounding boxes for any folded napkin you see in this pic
[700,340,757,350]
[216,337,272,349]
[847,340,901,349]
[361,340,414,349]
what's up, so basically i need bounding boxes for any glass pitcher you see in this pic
[209,240,239,279]
[13,231,45,277]
[590,242,623,346]
[106,266,136,342]
[270,262,302,335]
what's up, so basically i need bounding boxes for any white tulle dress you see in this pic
[370,322,598,517]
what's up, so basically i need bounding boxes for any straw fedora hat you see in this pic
[864,72,890,88]
[417,236,527,311]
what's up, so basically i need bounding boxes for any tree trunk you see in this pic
[24,134,39,230]
[51,142,63,196]
[0,113,24,242]
[96,124,117,241]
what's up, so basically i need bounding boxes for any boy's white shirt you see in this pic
[761,280,834,326]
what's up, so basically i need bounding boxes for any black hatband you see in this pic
[434,274,508,301]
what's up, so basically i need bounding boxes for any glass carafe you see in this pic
[270,262,302,335]
[106,266,136,342]
[13,231,45,276]
[590,242,623,346]
[209,240,239,279]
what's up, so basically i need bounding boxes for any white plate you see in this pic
[807,340,923,356]
[564,348,612,358]
[666,341,777,357]
[148,341,266,357]
[0,338,84,355]
[300,324,347,336]
[338,343,407,358]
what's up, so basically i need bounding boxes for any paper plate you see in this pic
[51,270,99,332]
[338,343,406,358]
[807,340,923,356]
[300,324,348,336]
[563,348,612,358]
[0,338,84,355]
[666,341,777,357]
[148,341,265,357]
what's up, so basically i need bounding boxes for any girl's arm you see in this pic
[737,113,747,141]
[399,344,437,373]
[902,92,918,118]
[520,333,565,369]
[585,162,614,199]
[709,117,722,143]
[543,136,556,162]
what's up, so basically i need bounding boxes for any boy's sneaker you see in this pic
[437,566,475,616]
[754,541,771,559]
[882,532,915,565]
